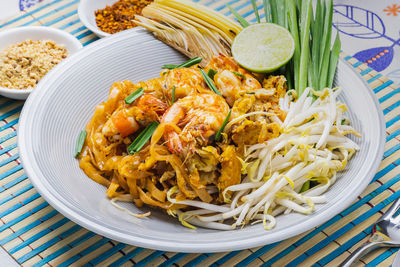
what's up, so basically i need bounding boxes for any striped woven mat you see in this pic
[0,0,399,266]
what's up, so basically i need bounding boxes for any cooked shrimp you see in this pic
[103,94,167,137]
[161,67,208,102]
[205,54,239,72]
[214,70,240,106]
[206,55,262,106]
[161,93,229,154]
[214,70,262,106]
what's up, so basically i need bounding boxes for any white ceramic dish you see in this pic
[78,0,117,38]
[0,26,82,100]
[18,28,386,253]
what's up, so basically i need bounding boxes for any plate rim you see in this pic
[18,28,386,253]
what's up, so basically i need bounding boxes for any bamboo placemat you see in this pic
[0,0,399,266]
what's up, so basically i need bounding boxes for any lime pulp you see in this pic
[231,23,295,73]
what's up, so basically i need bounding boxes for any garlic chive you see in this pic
[251,0,260,23]
[327,29,341,88]
[127,122,159,154]
[162,64,178,69]
[226,4,250,27]
[207,69,218,80]
[298,0,312,95]
[74,130,87,158]
[215,110,232,142]
[200,69,222,96]
[177,57,202,68]
[233,71,245,78]
[162,57,202,69]
[171,85,176,105]
[263,0,272,23]
[125,87,144,104]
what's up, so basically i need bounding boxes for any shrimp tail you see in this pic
[166,130,184,154]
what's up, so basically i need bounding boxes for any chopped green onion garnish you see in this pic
[226,4,250,27]
[74,130,87,158]
[207,69,218,80]
[177,57,202,68]
[162,65,177,69]
[233,71,245,79]
[200,69,222,96]
[162,57,202,70]
[300,181,310,193]
[127,122,159,154]
[246,92,255,95]
[215,110,232,142]
[171,85,176,105]
[125,87,144,105]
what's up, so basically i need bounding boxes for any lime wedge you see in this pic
[231,23,295,73]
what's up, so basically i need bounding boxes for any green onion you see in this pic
[263,0,272,23]
[232,71,245,78]
[162,57,202,70]
[269,0,278,24]
[276,0,287,27]
[127,122,159,154]
[125,87,144,104]
[207,69,218,80]
[309,0,322,89]
[226,4,250,27]
[298,0,312,95]
[248,0,341,94]
[162,65,178,69]
[285,62,293,91]
[318,0,329,69]
[251,0,260,23]
[300,181,310,193]
[286,0,300,91]
[327,30,341,88]
[200,69,222,96]
[177,57,202,68]
[246,92,256,95]
[74,130,87,158]
[215,109,232,141]
[318,0,333,90]
[171,85,176,105]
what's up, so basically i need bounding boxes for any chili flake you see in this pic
[95,0,153,34]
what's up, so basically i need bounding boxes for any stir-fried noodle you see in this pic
[78,55,360,230]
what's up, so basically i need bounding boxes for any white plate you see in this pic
[18,28,385,253]
[0,26,82,100]
[78,0,117,38]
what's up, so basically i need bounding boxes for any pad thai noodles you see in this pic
[77,55,360,230]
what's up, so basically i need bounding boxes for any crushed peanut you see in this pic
[0,39,68,90]
[95,0,153,34]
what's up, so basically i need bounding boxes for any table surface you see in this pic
[0,0,400,266]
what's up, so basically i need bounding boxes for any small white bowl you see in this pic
[78,0,118,38]
[0,26,82,100]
